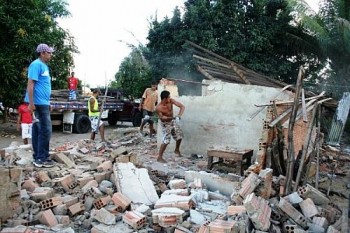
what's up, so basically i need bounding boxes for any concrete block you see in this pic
[37,209,58,227]
[56,215,70,225]
[68,202,85,216]
[97,160,113,172]
[155,194,195,211]
[326,226,340,233]
[208,219,236,233]
[152,207,184,228]
[94,171,112,184]
[299,198,318,218]
[62,195,78,207]
[53,153,75,168]
[84,196,95,212]
[40,196,63,210]
[285,192,303,204]
[93,208,116,225]
[168,179,186,189]
[312,217,328,228]
[185,171,236,196]
[111,146,128,158]
[0,226,27,233]
[113,163,159,205]
[123,211,147,229]
[278,198,308,229]
[243,193,271,231]
[52,204,68,215]
[30,187,54,201]
[112,192,131,211]
[227,205,246,216]
[297,184,330,206]
[162,189,189,196]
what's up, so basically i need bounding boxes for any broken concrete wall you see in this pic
[157,80,293,156]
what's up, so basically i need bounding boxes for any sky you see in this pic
[58,0,186,88]
[58,0,319,88]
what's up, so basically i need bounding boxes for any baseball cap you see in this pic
[36,44,55,53]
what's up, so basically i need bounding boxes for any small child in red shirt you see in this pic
[17,102,33,145]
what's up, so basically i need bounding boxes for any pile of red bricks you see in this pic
[0,134,347,233]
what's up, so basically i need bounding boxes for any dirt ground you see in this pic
[0,121,127,149]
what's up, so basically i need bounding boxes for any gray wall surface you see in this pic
[157,80,293,157]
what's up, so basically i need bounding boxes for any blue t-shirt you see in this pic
[25,59,51,105]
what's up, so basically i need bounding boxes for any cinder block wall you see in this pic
[157,80,293,157]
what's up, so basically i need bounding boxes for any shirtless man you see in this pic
[156,90,185,163]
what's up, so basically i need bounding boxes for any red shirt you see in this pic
[18,103,32,124]
[68,76,78,90]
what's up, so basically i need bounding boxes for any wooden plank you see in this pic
[247,84,292,121]
[293,103,318,191]
[207,150,252,160]
[301,88,308,122]
[196,65,215,80]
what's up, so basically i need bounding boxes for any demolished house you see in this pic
[0,42,349,233]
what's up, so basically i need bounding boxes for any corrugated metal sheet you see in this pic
[327,92,350,146]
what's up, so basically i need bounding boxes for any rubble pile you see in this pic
[0,128,348,233]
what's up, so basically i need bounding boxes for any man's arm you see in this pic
[171,99,185,117]
[27,79,35,113]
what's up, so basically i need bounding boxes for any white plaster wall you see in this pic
[157,80,293,156]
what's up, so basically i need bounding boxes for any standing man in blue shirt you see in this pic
[25,43,55,168]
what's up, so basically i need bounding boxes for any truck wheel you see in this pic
[132,112,142,127]
[73,114,91,134]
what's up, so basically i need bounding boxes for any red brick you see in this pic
[94,171,112,184]
[21,179,39,192]
[9,168,22,183]
[227,205,246,215]
[93,196,112,210]
[35,170,51,184]
[77,176,94,188]
[123,211,146,229]
[30,187,54,201]
[68,202,85,216]
[36,209,58,227]
[112,192,131,211]
[59,174,77,192]
[40,196,63,210]
[97,160,113,172]
[208,219,236,233]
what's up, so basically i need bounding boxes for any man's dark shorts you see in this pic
[142,109,154,124]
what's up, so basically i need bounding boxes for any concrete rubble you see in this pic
[0,127,348,233]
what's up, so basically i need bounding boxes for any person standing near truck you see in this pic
[67,71,79,100]
[16,101,32,145]
[88,89,106,141]
[139,81,158,136]
[25,43,55,168]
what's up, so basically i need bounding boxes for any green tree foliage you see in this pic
[146,0,325,85]
[288,0,350,97]
[0,0,76,109]
[114,47,152,99]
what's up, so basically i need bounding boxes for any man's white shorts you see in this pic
[89,116,103,133]
[21,123,32,139]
